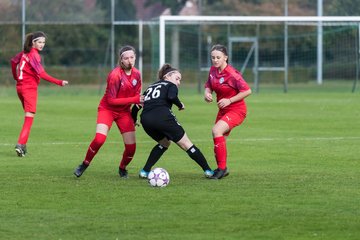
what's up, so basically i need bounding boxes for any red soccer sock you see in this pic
[213,136,227,170]
[17,116,34,144]
[119,143,136,169]
[83,133,107,165]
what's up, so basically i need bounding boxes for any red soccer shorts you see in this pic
[215,110,246,135]
[97,108,135,133]
[16,86,38,113]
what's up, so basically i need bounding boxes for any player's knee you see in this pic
[212,128,223,137]
[176,138,193,151]
[93,133,107,145]
[158,138,171,148]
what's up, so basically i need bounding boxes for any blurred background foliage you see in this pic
[0,0,359,87]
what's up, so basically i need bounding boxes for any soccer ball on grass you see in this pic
[148,168,170,187]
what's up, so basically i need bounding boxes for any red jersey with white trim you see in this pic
[205,65,250,115]
[11,48,45,89]
[99,66,142,113]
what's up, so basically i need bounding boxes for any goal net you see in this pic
[159,16,360,92]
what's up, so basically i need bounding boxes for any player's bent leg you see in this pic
[211,120,230,138]
[175,133,193,151]
[141,141,169,178]
[185,145,214,178]
[176,134,213,178]
[158,138,171,148]
[74,130,108,178]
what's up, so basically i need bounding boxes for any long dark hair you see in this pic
[23,31,47,53]
[158,63,178,80]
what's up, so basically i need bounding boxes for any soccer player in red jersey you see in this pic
[10,31,69,157]
[74,45,144,178]
[204,44,252,179]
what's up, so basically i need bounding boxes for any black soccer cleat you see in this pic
[210,168,229,180]
[15,144,27,157]
[119,168,128,179]
[74,163,88,178]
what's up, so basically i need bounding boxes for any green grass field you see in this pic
[0,84,359,240]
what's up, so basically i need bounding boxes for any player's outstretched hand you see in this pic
[62,80,69,86]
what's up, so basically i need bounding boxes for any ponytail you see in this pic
[23,31,47,53]
[158,63,178,80]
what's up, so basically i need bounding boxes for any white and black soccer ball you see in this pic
[148,168,170,187]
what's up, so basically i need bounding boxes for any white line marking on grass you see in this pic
[229,136,360,142]
[1,136,359,147]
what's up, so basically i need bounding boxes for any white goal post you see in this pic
[159,16,360,92]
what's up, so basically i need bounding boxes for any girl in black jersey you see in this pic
[135,64,214,179]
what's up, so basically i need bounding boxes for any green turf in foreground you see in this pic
[0,86,359,239]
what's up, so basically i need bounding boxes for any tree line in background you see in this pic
[0,0,359,84]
